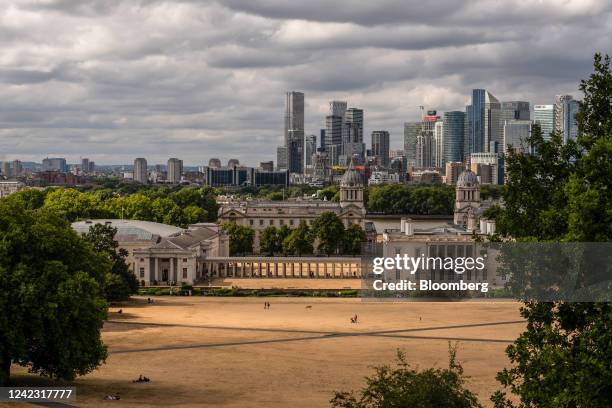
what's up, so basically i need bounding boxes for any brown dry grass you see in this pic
[8,296,524,408]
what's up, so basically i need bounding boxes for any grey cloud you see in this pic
[0,0,610,164]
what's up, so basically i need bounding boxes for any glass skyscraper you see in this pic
[534,104,554,140]
[403,121,420,164]
[443,111,465,163]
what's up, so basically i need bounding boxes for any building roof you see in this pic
[457,170,479,187]
[340,161,363,187]
[72,219,183,242]
[154,226,219,250]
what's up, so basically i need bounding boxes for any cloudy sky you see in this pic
[1,0,610,165]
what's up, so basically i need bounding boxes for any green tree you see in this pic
[222,222,255,255]
[311,212,345,255]
[260,226,280,255]
[0,201,108,385]
[491,53,612,408]
[182,205,208,225]
[342,224,366,255]
[43,188,112,221]
[83,223,139,300]
[331,344,482,408]
[283,221,314,255]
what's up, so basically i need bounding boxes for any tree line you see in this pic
[223,211,366,256]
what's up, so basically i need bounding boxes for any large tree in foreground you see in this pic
[331,344,482,408]
[491,53,612,407]
[0,200,109,386]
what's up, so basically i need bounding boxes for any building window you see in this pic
[269,220,273,225]
[139,267,145,278]
[280,219,284,225]
[259,220,264,226]
[290,220,294,226]
[140,258,144,262]
[182,268,187,279]
[183,258,188,262]
[250,220,254,225]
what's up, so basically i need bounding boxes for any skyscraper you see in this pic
[433,120,444,168]
[133,158,148,184]
[81,158,89,173]
[1,162,11,177]
[167,158,183,183]
[325,103,346,166]
[415,110,440,168]
[345,108,363,143]
[465,89,501,155]
[283,91,305,173]
[304,134,317,169]
[443,111,465,164]
[503,120,532,154]
[371,130,390,167]
[501,101,530,122]
[554,95,579,143]
[534,104,554,140]
[403,122,420,165]
[276,146,287,171]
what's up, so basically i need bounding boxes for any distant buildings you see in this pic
[470,152,502,185]
[325,101,347,166]
[445,162,465,185]
[202,165,288,187]
[283,91,305,174]
[534,104,555,139]
[42,157,68,172]
[443,111,465,164]
[133,158,148,184]
[503,120,532,154]
[403,122,420,165]
[501,101,530,122]
[0,180,24,197]
[465,89,501,155]
[304,134,317,171]
[371,130,390,167]
[554,94,579,143]
[167,158,183,184]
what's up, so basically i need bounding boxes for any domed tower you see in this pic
[339,161,364,209]
[454,170,481,226]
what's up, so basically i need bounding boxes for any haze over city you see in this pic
[1,0,610,165]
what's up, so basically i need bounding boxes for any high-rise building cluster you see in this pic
[402,90,580,185]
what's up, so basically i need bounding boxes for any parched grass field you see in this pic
[8,297,524,408]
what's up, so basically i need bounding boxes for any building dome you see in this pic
[457,170,478,187]
[340,162,363,187]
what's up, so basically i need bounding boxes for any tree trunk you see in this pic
[0,352,10,386]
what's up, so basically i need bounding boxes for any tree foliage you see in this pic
[367,184,455,215]
[331,344,482,408]
[0,200,108,386]
[310,212,346,255]
[83,224,139,301]
[491,53,612,408]
[222,222,255,255]
[283,221,314,256]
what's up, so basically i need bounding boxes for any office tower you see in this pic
[534,104,554,140]
[325,111,344,166]
[209,158,221,168]
[304,134,317,168]
[284,91,305,174]
[81,158,89,173]
[228,159,240,167]
[320,129,326,149]
[284,91,305,173]
[167,158,183,183]
[276,146,288,170]
[42,157,68,172]
[501,101,530,122]
[503,120,532,154]
[133,158,148,184]
[371,131,390,167]
[329,100,348,117]
[88,161,95,173]
[433,120,444,167]
[1,162,11,177]
[465,89,501,155]
[345,108,363,143]
[554,95,579,143]
[12,160,22,177]
[403,122,420,164]
[415,110,440,168]
[443,111,465,164]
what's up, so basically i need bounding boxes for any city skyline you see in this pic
[1,1,608,165]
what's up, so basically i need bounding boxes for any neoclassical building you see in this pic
[218,163,367,253]
[453,169,492,231]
